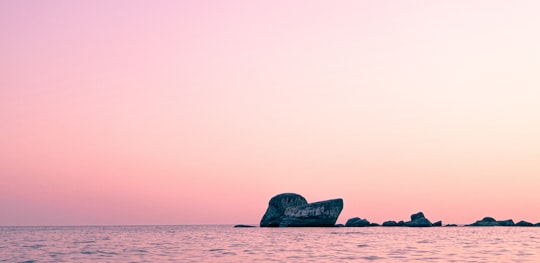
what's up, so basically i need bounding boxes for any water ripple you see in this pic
[0,226,539,262]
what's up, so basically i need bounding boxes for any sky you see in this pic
[1,0,540,226]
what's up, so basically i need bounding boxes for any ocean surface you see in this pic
[1,225,540,262]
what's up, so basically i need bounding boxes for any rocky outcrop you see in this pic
[432,221,442,227]
[260,193,343,227]
[404,211,433,227]
[345,217,371,227]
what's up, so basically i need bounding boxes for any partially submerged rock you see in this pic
[497,219,515,226]
[382,220,398,227]
[234,224,256,228]
[260,193,343,227]
[516,220,534,227]
[467,217,500,226]
[405,217,432,227]
[345,217,371,227]
[404,211,433,227]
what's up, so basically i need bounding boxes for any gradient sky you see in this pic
[1,1,540,226]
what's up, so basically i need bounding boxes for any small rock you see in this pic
[382,221,398,227]
[370,223,380,227]
[405,217,432,227]
[405,212,433,227]
[345,217,371,227]
[516,220,533,227]
[397,221,405,226]
[432,221,442,227]
[497,219,514,226]
[445,224,458,227]
[467,217,500,226]
[411,212,425,221]
[234,224,256,228]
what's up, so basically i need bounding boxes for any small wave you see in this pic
[362,255,384,261]
[22,245,45,249]
[73,240,96,244]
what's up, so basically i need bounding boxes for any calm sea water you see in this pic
[1,225,540,262]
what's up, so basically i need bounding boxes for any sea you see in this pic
[1,225,540,262]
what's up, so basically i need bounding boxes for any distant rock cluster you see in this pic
[467,217,540,227]
[250,193,540,228]
[347,211,442,228]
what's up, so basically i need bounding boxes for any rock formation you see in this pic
[260,193,343,227]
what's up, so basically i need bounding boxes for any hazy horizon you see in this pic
[2,1,540,226]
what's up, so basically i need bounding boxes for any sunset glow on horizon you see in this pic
[2,1,540,226]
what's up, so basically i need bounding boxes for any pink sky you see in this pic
[1,0,540,226]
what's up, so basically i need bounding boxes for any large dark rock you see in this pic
[516,220,533,227]
[467,217,501,226]
[260,193,307,227]
[497,219,515,226]
[382,220,398,227]
[260,193,343,227]
[432,221,442,227]
[345,217,370,227]
[405,211,433,227]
